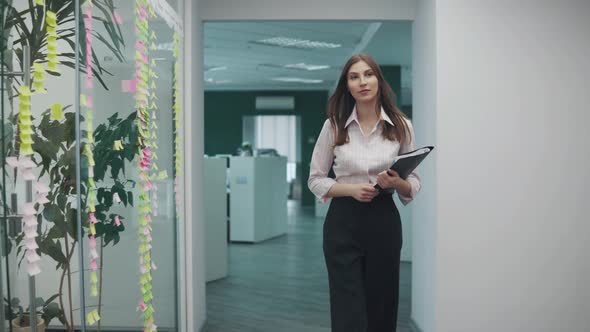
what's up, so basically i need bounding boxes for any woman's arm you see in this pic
[308,120,338,203]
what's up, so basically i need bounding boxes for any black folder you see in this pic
[374,146,434,190]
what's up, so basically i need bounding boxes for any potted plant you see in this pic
[4,295,64,332]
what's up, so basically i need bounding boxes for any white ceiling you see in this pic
[203,21,412,91]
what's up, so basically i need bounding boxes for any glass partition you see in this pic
[0,0,184,331]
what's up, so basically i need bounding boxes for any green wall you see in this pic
[204,90,328,206]
[204,65,403,207]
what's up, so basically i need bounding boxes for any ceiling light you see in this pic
[153,42,174,51]
[205,78,232,84]
[251,37,341,49]
[205,66,228,72]
[271,77,324,84]
[284,63,330,71]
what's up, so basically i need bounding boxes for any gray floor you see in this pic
[206,201,412,332]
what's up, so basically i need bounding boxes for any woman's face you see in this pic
[346,60,379,104]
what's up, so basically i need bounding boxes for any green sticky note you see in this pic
[51,103,63,120]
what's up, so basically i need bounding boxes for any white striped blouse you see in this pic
[308,106,421,205]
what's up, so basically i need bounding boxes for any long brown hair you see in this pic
[327,54,410,146]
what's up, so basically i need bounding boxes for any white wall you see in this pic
[435,1,590,331]
[201,0,415,20]
[411,0,437,330]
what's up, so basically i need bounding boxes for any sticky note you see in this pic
[51,103,63,120]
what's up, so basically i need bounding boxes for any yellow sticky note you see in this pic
[93,310,100,321]
[80,94,87,106]
[21,135,34,145]
[46,10,56,21]
[20,144,34,156]
[87,312,96,325]
[51,103,63,120]
[21,127,34,135]
[114,140,123,151]
[91,271,98,283]
[18,85,32,96]
[88,178,95,188]
[35,0,44,5]
[33,83,47,94]
[89,223,96,235]
[47,62,59,73]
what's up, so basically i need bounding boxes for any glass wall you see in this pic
[0,0,184,331]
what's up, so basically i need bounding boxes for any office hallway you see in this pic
[206,201,413,332]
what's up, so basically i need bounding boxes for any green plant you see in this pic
[4,295,65,327]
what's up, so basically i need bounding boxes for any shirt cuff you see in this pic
[398,176,420,205]
[311,178,337,203]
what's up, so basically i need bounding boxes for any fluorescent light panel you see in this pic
[252,37,341,49]
[271,77,323,84]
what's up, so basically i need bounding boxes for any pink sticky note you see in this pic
[138,300,146,312]
[114,10,123,25]
[22,169,36,181]
[36,181,50,193]
[114,215,121,226]
[36,194,50,204]
[89,236,96,248]
[121,80,136,93]
[6,156,19,168]
[25,238,39,250]
[90,259,97,270]
[135,40,145,51]
[89,213,97,223]
[26,250,41,263]
[90,248,99,260]
[19,156,35,168]
[23,203,36,215]
[27,263,41,276]
[86,77,93,89]
[23,215,36,225]
[87,96,93,108]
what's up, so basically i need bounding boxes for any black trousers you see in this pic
[323,194,402,332]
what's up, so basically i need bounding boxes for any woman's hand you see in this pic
[376,170,407,191]
[350,184,379,202]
